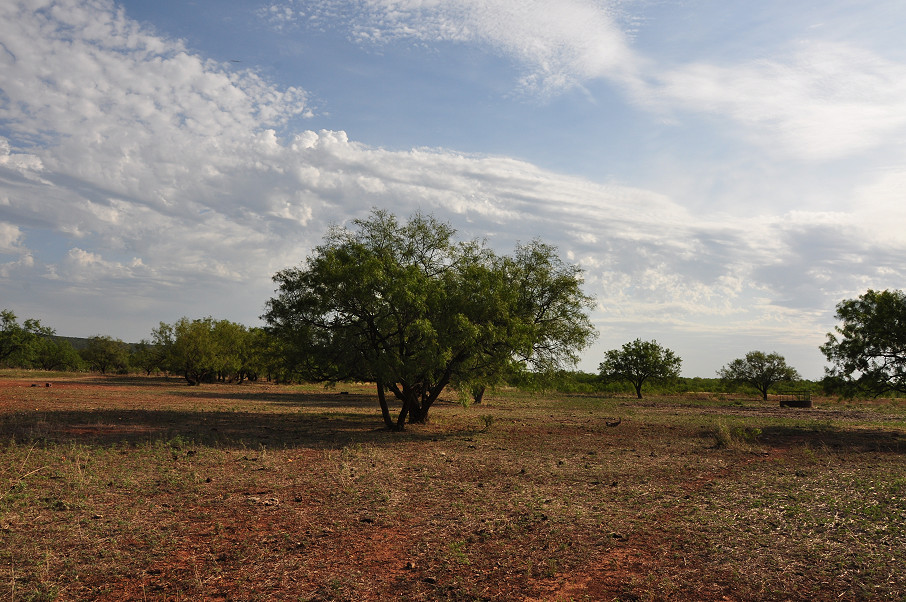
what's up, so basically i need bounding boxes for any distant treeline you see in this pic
[0,311,285,384]
[517,371,830,398]
[51,336,102,351]
[0,308,877,398]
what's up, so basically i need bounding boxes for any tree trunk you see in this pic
[408,402,428,424]
[376,381,395,430]
[472,384,486,405]
[387,376,450,427]
[395,399,409,431]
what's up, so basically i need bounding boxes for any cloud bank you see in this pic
[2,0,905,377]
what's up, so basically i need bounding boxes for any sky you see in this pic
[2,0,905,379]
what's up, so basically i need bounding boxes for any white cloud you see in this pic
[2,0,905,378]
[0,218,34,279]
[0,221,25,254]
[272,2,906,163]
[655,41,906,161]
[851,168,906,244]
[0,0,308,197]
[54,247,136,282]
[264,0,640,94]
[0,0,317,280]
[0,137,44,176]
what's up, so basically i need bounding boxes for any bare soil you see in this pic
[2,375,905,600]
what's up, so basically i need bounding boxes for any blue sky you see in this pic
[2,0,906,378]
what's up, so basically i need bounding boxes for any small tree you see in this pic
[211,319,246,382]
[81,335,130,374]
[152,317,255,385]
[598,339,682,399]
[153,318,218,385]
[129,339,160,376]
[821,289,906,397]
[718,351,800,401]
[237,327,269,383]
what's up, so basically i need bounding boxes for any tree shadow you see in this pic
[0,406,473,450]
[168,389,381,409]
[760,424,906,454]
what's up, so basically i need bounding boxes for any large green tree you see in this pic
[821,289,906,397]
[0,310,53,367]
[451,239,596,404]
[598,339,682,399]
[717,351,800,401]
[264,209,596,429]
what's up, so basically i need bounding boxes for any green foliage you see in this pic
[822,289,906,397]
[479,414,495,431]
[264,209,596,428]
[129,339,160,376]
[152,318,268,385]
[598,339,682,399]
[80,335,130,374]
[0,310,55,368]
[32,337,83,371]
[717,351,800,401]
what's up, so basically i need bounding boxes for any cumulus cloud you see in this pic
[0,220,33,278]
[0,0,315,280]
[0,138,44,174]
[0,221,25,254]
[51,247,145,282]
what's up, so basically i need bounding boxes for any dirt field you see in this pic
[2,375,905,600]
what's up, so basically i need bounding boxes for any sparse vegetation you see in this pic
[2,373,905,600]
[4,287,906,600]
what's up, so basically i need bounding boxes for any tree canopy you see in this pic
[81,335,130,374]
[153,317,266,385]
[263,209,597,429]
[598,339,682,399]
[821,289,906,397]
[717,351,799,401]
[0,309,69,369]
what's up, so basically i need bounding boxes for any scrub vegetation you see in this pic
[2,374,904,601]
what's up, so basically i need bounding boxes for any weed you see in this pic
[712,419,762,449]
[448,540,470,565]
[1,442,46,509]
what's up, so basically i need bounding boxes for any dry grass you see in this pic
[1,374,905,600]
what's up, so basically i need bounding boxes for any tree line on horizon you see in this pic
[3,211,905,427]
